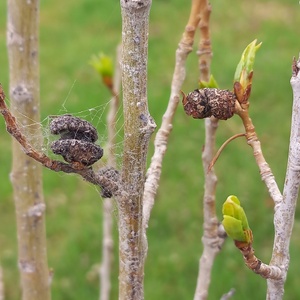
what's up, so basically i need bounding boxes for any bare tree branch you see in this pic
[235,102,282,205]
[7,0,51,298]
[118,1,156,298]
[99,198,114,300]
[194,1,226,299]
[234,240,281,280]
[267,56,300,298]
[220,288,235,300]
[99,44,121,300]
[0,267,4,300]
[143,0,203,229]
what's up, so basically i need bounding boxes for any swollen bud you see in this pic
[182,88,236,120]
[89,53,114,90]
[222,195,252,243]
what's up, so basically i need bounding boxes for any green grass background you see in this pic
[0,0,300,299]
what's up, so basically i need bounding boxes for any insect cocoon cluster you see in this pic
[50,114,103,166]
[182,88,237,120]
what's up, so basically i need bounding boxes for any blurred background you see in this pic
[0,0,299,299]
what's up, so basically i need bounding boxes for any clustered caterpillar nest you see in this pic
[48,114,122,199]
[50,114,98,143]
[97,167,120,198]
[182,88,236,120]
[0,84,124,201]
[50,114,103,166]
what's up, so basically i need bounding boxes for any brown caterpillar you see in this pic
[182,88,236,120]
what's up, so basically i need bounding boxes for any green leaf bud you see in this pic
[234,39,261,90]
[199,74,219,89]
[89,53,114,89]
[222,195,252,243]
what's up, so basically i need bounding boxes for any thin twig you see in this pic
[234,241,281,280]
[208,133,246,172]
[193,1,225,300]
[99,44,121,300]
[0,267,4,300]
[235,102,282,205]
[99,198,114,300]
[220,288,235,300]
[143,0,204,230]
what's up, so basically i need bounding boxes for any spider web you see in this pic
[6,82,125,220]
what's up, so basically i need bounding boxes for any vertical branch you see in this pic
[100,198,114,300]
[119,1,155,299]
[99,46,121,300]
[197,1,212,82]
[194,1,225,299]
[107,45,121,168]
[7,1,51,300]
[267,57,300,298]
[143,0,203,228]
[0,267,3,300]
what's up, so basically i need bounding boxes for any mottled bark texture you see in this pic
[7,0,51,299]
[118,1,155,299]
[266,57,300,299]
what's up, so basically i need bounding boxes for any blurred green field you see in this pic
[0,0,300,299]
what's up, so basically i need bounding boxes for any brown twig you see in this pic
[208,132,246,172]
[234,102,282,205]
[0,85,121,197]
[193,1,225,300]
[234,241,281,280]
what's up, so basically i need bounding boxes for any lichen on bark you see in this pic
[118,1,156,299]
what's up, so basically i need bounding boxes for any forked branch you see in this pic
[234,240,281,280]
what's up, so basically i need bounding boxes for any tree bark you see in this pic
[118,1,155,299]
[267,57,300,299]
[7,1,51,299]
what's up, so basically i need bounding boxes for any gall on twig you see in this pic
[181,88,237,120]
[181,88,243,171]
